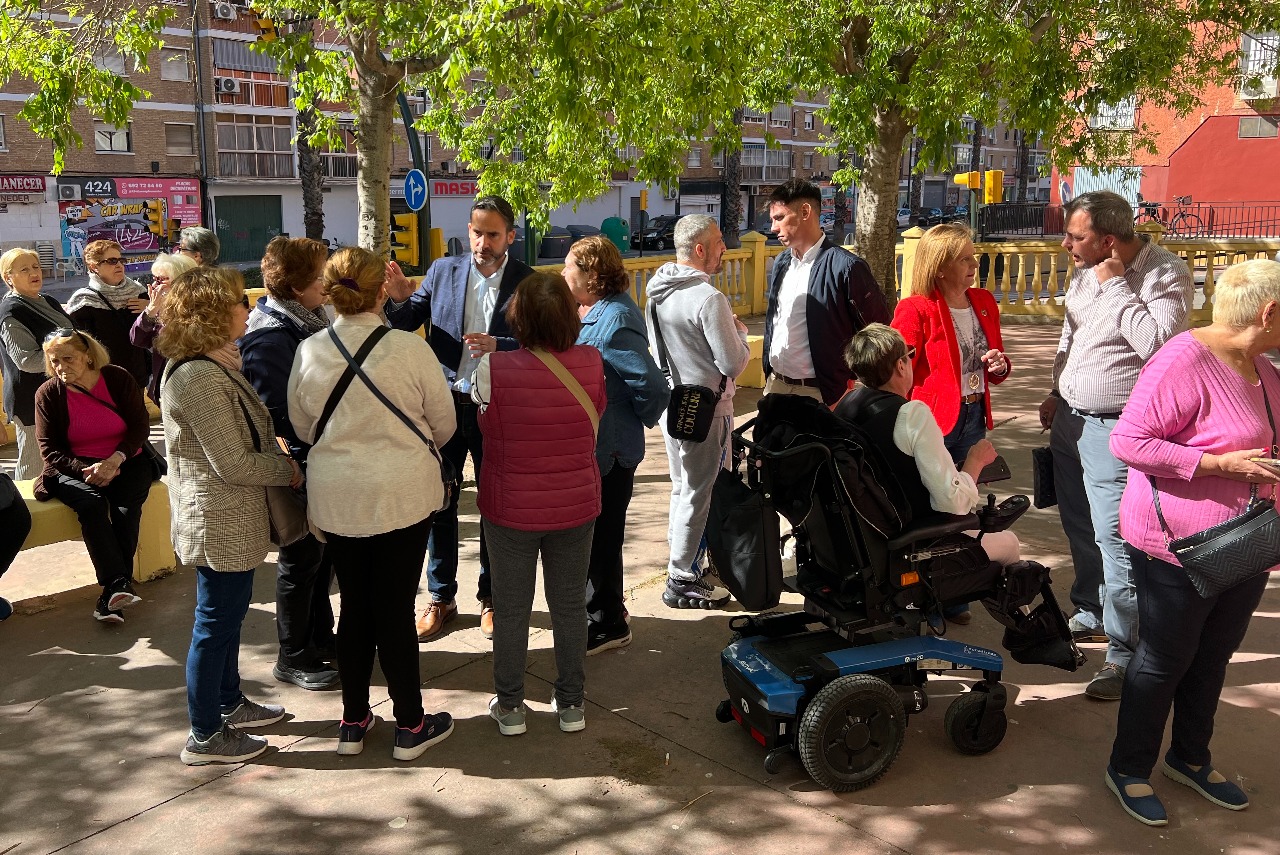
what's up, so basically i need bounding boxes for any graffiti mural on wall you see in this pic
[56,177,202,274]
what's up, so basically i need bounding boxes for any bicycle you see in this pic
[1135,195,1205,239]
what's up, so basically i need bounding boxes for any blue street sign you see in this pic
[404,168,427,212]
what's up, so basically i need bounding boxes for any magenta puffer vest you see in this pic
[478,345,607,531]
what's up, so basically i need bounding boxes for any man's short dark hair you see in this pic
[471,195,517,231]
[769,178,822,209]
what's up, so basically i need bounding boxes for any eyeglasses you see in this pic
[902,346,916,361]
[176,246,196,255]
[239,295,250,308]
[100,257,125,266]
[43,327,91,349]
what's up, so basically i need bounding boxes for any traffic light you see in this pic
[165,218,182,248]
[984,170,1005,204]
[250,10,279,42]
[953,172,981,189]
[639,189,649,211]
[143,200,165,237]
[391,213,419,268]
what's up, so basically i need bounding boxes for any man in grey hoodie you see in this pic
[645,215,752,608]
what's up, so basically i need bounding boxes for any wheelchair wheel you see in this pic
[945,689,1008,755]
[715,699,734,723]
[797,674,905,791]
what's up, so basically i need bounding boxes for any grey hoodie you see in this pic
[645,262,750,416]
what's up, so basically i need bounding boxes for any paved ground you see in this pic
[2,322,1278,855]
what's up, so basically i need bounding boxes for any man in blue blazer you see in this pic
[384,195,533,642]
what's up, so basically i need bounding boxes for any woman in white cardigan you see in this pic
[288,247,456,762]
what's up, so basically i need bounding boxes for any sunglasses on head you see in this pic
[903,346,916,360]
[43,327,91,349]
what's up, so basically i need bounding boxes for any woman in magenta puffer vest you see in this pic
[473,272,606,737]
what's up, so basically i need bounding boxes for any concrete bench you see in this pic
[16,477,176,582]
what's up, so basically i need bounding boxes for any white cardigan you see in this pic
[288,312,457,537]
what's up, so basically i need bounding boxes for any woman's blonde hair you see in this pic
[152,251,197,281]
[156,267,245,359]
[0,248,40,286]
[43,329,111,378]
[324,247,384,316]
[910,222,975,297]
[1213,259,1280,328]
[84,240,122,268]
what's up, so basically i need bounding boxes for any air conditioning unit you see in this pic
[215,77,242,95]
[750,185,762,196]
[664,186,679,201]
[442,160,458,174]
[1241,76,1278,99]
[58,184,82,201]
[213,2,238,20]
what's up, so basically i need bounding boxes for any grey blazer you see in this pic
[161,358,295,572]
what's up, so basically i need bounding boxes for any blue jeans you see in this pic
[942,399,987,466]
[427,396,490,603]
[187,567,256,738]
[1075,410,1138,668]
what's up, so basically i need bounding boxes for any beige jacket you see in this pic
[161,357,295,572]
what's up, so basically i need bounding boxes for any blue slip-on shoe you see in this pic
[1161,751,1249,810]
[1105,766,1168,826]
[0,596,12,622]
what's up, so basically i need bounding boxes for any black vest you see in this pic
[0,294,71,424]
[834,386,937,524]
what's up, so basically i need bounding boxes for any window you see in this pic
[94,122,132,153]
[687,147,702,168]
[94,50,126,75]
[986,153,993,167]
[212,69,291,107]
[1001,155,1008,168]
[0,115,6,151]
[318,123,357,179]
[1004,129,1010,140]
[160,48,189,81]
[770,105,791,127]
[164,123,195,155]
[804,112,814,131]
[1089,96,1137,130]
[742,108,766,125]
[712,151,724,168]
[215,112,294,177]
[1239,116,1279,138]
[1242,32,1279,77]
[803,151,813,169]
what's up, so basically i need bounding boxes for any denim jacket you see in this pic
[577,292,670,474]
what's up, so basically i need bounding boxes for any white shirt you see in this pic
[768,241,823,378]
[892,399,979,515]
[454,253,508,392]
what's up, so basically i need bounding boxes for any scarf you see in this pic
[66,273,144,313]
[205,341,243,373]
[266,296,329,335]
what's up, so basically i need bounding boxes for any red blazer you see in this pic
[891,288,1010,434]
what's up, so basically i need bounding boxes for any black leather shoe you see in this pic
[273,663,341,691]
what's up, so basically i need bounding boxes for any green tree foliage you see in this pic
[0,0,172,173]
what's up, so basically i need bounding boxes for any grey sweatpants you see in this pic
[485,518,594,709]
[663,413,732,583]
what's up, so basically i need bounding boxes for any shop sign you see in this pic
[0,175,46,194]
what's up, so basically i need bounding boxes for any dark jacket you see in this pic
[764,239,889,406]
[0,293,72,424]
[239,298,314,459]
[33,364,150,500]
[70,301,150,390]
[129,311,166,404]
[384,253,532,378]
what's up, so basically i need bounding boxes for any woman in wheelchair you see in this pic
[833,323,1020,569]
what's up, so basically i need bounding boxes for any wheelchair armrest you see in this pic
[886,512,979,550]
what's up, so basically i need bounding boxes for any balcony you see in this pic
[217,152,295,178]
[320,153,358,179]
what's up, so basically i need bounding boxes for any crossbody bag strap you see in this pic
[326,326,444,468]
[529,347,600,438]
[311,325,391,444]
[645,301,679,385]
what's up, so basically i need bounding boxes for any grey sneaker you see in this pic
[1085,662,1126,700]
[1068,614,1108,644]
[221,697,286,728]
[662,578,731,610]
[550,697,585,733]
[489,696,527,736]
[180,724,268,765]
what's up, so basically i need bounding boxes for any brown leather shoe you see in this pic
[479,599,495,640]
[416,600,457,641]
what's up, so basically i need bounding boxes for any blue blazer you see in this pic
[385,253,534,379]
[576,293,670,474]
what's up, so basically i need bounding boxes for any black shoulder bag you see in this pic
[1150,385,1280,598]
[323,326,457,507]
[647,301,725,443]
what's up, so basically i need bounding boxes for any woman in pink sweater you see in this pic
[1105,259,1280,826]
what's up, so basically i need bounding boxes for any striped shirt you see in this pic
[1052,238,1192,414]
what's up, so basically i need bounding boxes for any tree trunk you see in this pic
[906,135,921,216]
[832,143,851,244]
[351,34,401,255]
[969,121,984,174]
[853,108,910,308]
[721,109,744,249]
[1015,128,1031,202]
[296,105,325,240]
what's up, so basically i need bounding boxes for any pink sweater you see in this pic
[1111,331,1280,566]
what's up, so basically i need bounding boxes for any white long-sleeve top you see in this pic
[892,399,980,515]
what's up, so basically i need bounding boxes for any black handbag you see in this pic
[1149,386,1280,598]
[1031,446,1055,509]
[706,466,782,611]
[647,302,725,442]
[231,396,309,548]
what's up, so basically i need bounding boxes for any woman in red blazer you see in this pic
[892,223,1011,464]
[892,224,1011,627]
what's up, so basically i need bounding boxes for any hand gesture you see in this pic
[146,281,170,318]
[982,348,1009,377]
[126,296,150,315]
[463,333,497,356]
[384,261,414,302]
[1094,246,1126,283]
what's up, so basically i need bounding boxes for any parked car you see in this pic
[916,207,947,227]
[632,215,679,251]
[896,207,912,227]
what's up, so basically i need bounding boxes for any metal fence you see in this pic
[980,200,1280,240]
[978,203,1064,237]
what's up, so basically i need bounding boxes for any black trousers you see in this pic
[426,395,490,602]
[0,496,32,580]
[275,532,335,668]
[327,517,432,728]
[46,454,153,589]
[1110,544,1268,778]
[586,462,636,630]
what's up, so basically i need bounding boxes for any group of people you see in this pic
[0,184,1274,825]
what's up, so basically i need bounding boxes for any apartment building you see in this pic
[897,118,1053,211]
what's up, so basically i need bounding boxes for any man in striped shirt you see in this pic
[1037,191,1192,701]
